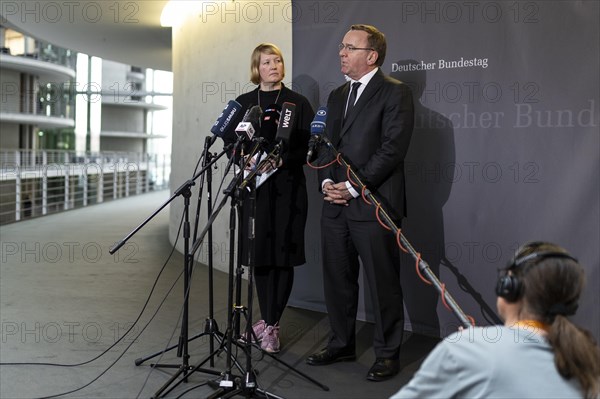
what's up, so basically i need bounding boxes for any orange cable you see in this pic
[321,150,475,327]
[415,252,432,285]
[375,205,392,231]
[440,283,451,311]
[395,229,409,253]
[307,158,338,170]
[346,168,359,187]
[361,186,373,205]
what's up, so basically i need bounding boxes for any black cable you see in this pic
[0,148,227,397]
[8,151,238,397]
[136,151,237,397]
[135,233,197,398]
[43,262,185,399]
[7,213,186,399]
[0,214,185,369]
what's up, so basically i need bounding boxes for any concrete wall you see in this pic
[0,69,20,113]
[101,60,131,92]
[0,123,20,148]
[169,2,293,273]
[100,137,145,153]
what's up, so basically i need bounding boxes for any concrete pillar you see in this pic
[169,1,293,273]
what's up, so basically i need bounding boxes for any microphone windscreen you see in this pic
[260,104,281,143]
[310,106,327,135]
[245,105,263,124]
[210,100,243,140]
[275,102,296,146]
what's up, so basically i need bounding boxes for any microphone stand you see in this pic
[145,138,259,398]
[318,137,473,329]
[232,142,332,397]
[109,143,233,398]
[191,136,220,367]
[170,139,328,399]
[133,136,227,370]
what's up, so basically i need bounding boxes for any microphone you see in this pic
[235,105,262,141]
[259,103,281,146]
[274,102,296,150]
[306,106,327,162]
[209,100,243,145]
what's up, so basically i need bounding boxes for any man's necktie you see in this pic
[344,81,362,121]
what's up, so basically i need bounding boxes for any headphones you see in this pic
[495,250,578,302]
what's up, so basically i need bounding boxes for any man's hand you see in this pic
[323,182,352,206]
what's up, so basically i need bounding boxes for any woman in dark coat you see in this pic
[228,43,314,353]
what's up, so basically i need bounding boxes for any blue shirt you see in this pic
[391,326,582,399]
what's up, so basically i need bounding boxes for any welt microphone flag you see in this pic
[274,102,296,150]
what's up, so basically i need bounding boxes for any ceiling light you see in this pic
[161,1,203,27]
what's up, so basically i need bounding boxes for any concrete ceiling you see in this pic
[1,0,172,71]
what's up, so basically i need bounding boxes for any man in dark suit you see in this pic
[306,24,414,382]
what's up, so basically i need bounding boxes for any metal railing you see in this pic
[2,32,77,69]
[0,149,170,225]
[2,29,77,120]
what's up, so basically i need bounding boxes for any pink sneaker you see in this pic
[239,320,266,343]
[261,324,280,353]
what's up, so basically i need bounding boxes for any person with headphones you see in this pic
[390,241,600,399]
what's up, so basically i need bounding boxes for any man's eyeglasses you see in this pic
[338,43,374,52]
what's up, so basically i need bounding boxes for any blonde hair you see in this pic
[249,43,285,85]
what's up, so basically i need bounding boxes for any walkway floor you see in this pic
[0,190,438,398]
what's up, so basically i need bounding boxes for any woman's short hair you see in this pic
[250,43,285,85]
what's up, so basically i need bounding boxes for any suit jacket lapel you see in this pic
[339,69,385,140]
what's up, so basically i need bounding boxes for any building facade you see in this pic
[0,24,172,225]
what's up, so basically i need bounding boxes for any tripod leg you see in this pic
[255,387,286,399]
[187,327,247,378]
[135,331,211,366]
[151,366,187,399]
